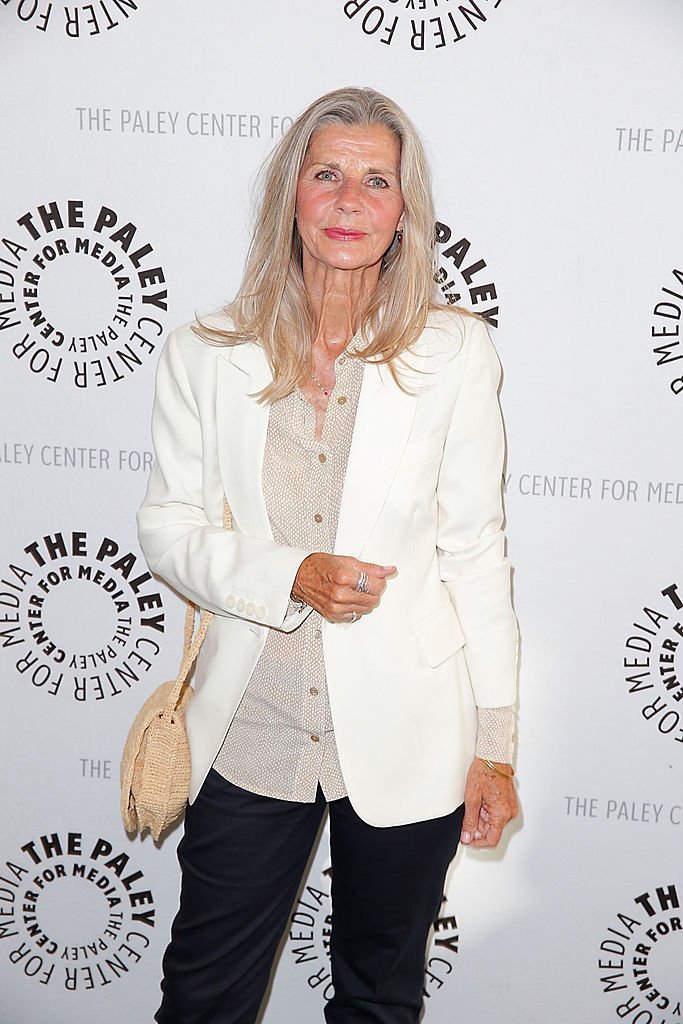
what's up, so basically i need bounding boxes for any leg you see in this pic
[325,799,465,1024]
[155,770,326,1024]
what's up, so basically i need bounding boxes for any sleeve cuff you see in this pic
[475,704,516,764]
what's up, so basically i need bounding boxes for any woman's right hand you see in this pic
[291,553,396,623]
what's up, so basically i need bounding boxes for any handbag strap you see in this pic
[165,498,234,714]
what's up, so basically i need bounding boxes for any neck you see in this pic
[303,254,380,357]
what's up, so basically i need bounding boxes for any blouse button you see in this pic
[337,395,347,405]
[313,513,323,524]
[309,687,319,696]
[318,453,327,463]
[310,734,320,743]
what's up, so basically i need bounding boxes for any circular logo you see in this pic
[0,528,165,702]
[0,199,168,389]
[288,867,460,1004]
[340,0,505,51]
[0,830,155,991]
[597,883,682,1022]
[1,1,142,38]
[435,220,499,326]
[651,270,683,398]
[623,582,683,748]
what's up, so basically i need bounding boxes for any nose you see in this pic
[335,177,363,214]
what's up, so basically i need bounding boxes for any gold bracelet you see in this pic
[483,759,516,781]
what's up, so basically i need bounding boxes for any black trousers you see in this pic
[155,769,464,1024]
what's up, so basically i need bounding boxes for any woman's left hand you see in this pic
[460,758,518,848]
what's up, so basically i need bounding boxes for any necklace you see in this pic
[310,333,358,397]
[310,372,330,397]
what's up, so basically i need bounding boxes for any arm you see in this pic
[436,317,518,711]
[137,329,311,631]
[435,318,519,846]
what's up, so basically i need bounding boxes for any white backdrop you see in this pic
[1,2,682,1022]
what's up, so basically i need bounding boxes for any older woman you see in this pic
[138,87,519,1024]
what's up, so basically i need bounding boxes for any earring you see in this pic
[397,229,403,244]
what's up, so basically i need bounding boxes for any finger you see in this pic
[328,591,380,615]
[328,579,384,607]
[356,561,397,579]
[460,803,481,846]
[331,565,378,593]
[470,822,504,848]
[348,573,389,601]
[326,596,378,622]
[349,583,383,603]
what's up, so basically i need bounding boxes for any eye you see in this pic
[367,176,389,188]
[315,169,336,181]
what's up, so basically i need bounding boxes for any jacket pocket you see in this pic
[400,433,444,467]
[414,600,466,668]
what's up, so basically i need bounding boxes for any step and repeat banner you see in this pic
[1,1,681,1022]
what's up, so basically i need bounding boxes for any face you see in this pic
[295,123,404,277]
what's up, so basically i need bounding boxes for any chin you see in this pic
[317,250,383,273]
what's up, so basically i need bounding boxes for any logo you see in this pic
[75,106,291,140]
[288,868,459,1004]
[435,220,498,326]
[597,883,681,1023]
[0,199,167,388]
[651,269,683,398]
[623,582,683,747]
[341,0,504,51]
[1,1,142,38]
[0,830,155,990]
[0,528,165,702]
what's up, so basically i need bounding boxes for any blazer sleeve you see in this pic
[137,329,312,632]
[436,318,519,708]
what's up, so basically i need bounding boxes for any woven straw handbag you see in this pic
[120,501,232,841]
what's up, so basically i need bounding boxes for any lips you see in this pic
[323,228,366,240]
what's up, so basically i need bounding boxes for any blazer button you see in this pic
[236,598,245,612]
[256,606,266,619]
[246,601,256,616]
[226,595,236,609]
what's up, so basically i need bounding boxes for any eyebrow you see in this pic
[309,161,398,177]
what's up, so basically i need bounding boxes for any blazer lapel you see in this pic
[215,339,427,554]
[335,350,426,558]
[215,343,273,539]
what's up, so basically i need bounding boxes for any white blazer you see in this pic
[137,310,518,827]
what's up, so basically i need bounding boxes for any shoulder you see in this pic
[423,307,490,352]
[163,311,260,370]
[417,308,497,378]
[158,314,270,403]
[169,310,234,355]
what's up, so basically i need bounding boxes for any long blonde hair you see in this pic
[197,86,452,402]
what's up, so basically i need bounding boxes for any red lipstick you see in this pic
[323,228,366,240]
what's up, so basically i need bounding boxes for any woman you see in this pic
[138,86,519,1024]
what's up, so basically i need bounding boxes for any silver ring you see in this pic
[355,571,369,594]
[350,611,358,623]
